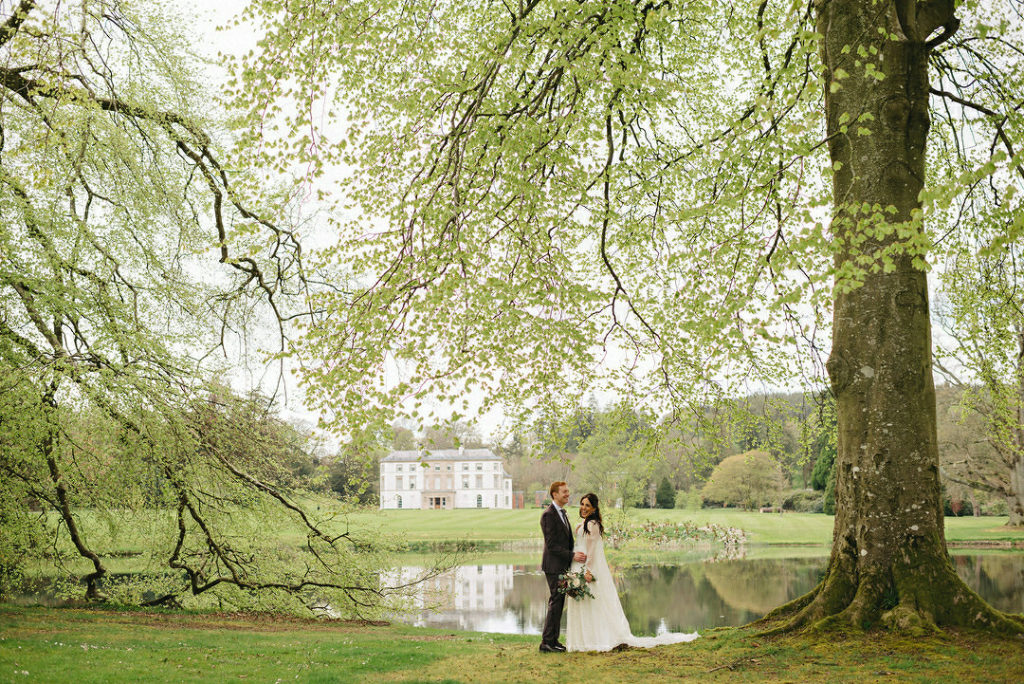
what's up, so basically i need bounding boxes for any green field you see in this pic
[350,507,1023,547]
[20,505,1022,586]
[34,505,1024,566]
[6,508,1023,682]
[2,605,1022,683]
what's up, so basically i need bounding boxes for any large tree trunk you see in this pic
[1008,454,1024,526]
[764,0,1021,634]
[1012,329,1024,526]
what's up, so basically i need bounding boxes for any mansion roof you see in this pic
[382,448,501,462]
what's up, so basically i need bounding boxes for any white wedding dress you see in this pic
[565,522,699,652]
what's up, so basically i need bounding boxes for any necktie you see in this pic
[559,508,570,533]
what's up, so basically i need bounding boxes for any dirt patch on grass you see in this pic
[2,606,392,634]
[1,605,509,643]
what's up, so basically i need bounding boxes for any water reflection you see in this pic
[951,553,1024,614]
[390,564,544,633]
[392,552,1024,634]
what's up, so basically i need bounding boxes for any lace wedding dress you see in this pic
[564,522,699,652]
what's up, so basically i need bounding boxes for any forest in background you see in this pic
[277,383,1013,518]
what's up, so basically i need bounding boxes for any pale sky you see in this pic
[176,0,528,443]
[171,0,974,448]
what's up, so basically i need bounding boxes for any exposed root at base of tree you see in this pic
[754,555,1024,637]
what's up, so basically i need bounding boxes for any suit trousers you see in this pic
[542,572,566,645]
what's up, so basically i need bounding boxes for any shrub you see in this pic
[944,496,974,517]
[605,519,745,548]
[783,489,825,513]
[0,493,44,599]
[986,499,1009,516]
[700,450,785,510]
[823,464,837,515]
[655,477,676,509]
[811,442,834,491]
[674,489,702,510]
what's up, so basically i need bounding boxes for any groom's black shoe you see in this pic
[538,643,563,653]
[551,643,567,652]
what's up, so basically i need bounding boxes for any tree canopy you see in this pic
[236,0,1024,634]
[234,0,1020,436]
[0,0,417,615]
[701,450,786,510]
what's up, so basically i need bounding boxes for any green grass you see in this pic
[42,505,1023,560]
[944,515,1024,542]
[347,507,1023,547]
[2,605,1022,683]
[349,507,835,545]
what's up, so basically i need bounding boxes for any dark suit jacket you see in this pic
[540,504,575,575]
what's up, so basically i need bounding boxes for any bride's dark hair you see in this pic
[580,493,604,536]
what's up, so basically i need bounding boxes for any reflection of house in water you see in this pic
[388,564,547,633]
[381,555,1023,635]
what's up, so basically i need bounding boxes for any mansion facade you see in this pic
[379,447,513,510]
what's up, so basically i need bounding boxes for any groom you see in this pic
[539,481,586,653]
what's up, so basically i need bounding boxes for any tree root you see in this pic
[755,581,821,625]
[756,553,1024,637]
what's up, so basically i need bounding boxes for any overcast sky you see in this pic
[171,0,527,443]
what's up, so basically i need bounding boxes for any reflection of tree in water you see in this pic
[952,555,1024,614]
[704,560,809,614]
[400,554,1021,634]
[505,567,551,632]
[618,559,824,634]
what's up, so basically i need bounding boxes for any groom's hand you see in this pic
[573,552,587,562]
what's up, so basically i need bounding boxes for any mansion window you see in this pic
[462,479,469,489]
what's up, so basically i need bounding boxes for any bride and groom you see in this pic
[540,481,699,653]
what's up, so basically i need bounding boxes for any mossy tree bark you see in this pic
[764,0,1023,634]
[1002,332,1024,526]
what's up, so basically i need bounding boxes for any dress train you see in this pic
[564,522,699,652]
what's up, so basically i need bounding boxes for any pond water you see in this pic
[393,551,1024,635]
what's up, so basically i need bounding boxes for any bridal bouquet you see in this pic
[557,567,595,600]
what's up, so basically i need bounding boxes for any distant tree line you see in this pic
[77,384,1010,519]
[496,387,1018,518]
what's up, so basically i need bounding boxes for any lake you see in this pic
[393,550,1024,635]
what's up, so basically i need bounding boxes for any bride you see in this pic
[565,493,700,652]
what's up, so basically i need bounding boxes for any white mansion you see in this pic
[379,447,513,510]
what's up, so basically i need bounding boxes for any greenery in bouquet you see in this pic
[557,567,595,601]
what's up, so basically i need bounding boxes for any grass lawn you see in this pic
[351,507,1023,547]
[1,605,1022,683]
[351,507,833,545]
[30,506,1022,582]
